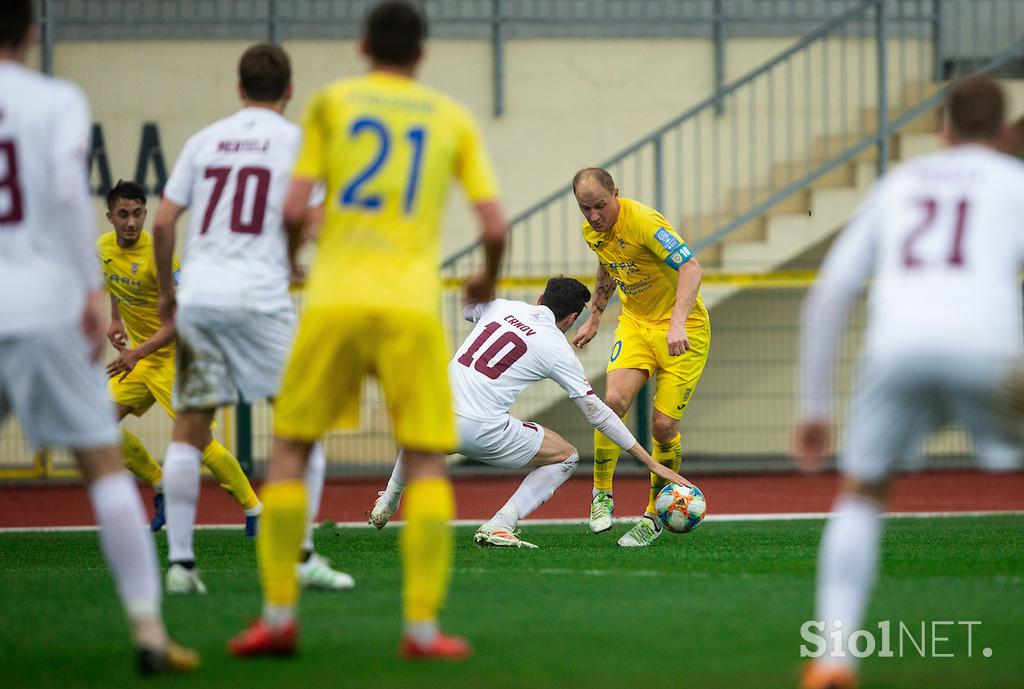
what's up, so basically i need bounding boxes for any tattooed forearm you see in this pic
[592,264,616,314]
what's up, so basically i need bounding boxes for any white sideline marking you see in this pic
[1,510,1022,534]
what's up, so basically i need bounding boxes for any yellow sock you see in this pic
[646,433,683,514]
[201,440,261,512]
[593,419,625,494]
[120,429,162,488]
[400,476,454,624]
[257,480,307,607]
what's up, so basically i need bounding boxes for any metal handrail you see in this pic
[441,0,879,269]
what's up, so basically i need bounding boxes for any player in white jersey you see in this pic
[0,1,197,674]
[369,277,694,547]
[152,44,352,595]
[794,76,1024,689]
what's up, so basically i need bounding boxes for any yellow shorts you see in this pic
[606,314,711,420]
[274,305,457,452]
[108,355,176,417]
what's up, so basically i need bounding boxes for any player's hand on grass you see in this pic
[792,421,831,473]
[81,290,106,363]
[463,272,496,305]
[158,293,176,327]
[571,315,600,348]
[106,348,141,382]
[666,323,690,356]
[107,318,128,351]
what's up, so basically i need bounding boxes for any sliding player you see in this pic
[369,277,695,548]
[0,0,197,673]
[229,1,508,661]
[795,76,1024,689]
[571,168,711,547]
[99,180,261,540]
[153,44,352,595]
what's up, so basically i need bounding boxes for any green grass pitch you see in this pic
[1,516,1021,689]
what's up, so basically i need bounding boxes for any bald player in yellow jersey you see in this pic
[229,1,507,661]
[98,180,261,535]
[571,167,711,548]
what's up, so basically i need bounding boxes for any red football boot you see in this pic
[228,619,298,657]
[399,632,473,661]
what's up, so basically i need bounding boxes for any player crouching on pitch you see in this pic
[369,277,695,547]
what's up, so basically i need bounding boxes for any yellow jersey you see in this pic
[582,197,709,328]
[96,231,180,361]
[293,71,499,316]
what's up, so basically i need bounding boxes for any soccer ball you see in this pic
[654,483,706,533]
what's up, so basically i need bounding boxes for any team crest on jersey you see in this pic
[130,262,139,275]
[617,238,626,249]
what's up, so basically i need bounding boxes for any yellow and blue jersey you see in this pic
[293,71,499,316]
[582,197,709,328]
[96,231,180,360]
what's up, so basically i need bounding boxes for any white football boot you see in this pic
[589,492,614,534]
[367,491,397,530]
[298,553,355,590]
[473,525,538,549]
[165,563,207,594]
[616,515,662,548]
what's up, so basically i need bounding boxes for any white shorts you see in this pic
[0,324,118,449]
[843,354,1024,484]
[455,414,545,469]
[175,304,297,409]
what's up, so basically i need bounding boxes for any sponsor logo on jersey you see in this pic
[604,261,640,274]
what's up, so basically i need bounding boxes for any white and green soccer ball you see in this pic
[654,483,706,533]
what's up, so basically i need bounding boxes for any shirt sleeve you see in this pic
[639,211,694,271]
[293,89,327,181]
[799,184,880,420]
[52,85,100,291]
[547,343,595,400]
[454,109,499,203]
[573,394,638,451]
[162,134,198,207]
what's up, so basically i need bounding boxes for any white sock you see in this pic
[816,494,883,667]
[486,453,578,530]
[88,472,162,621]
[382,450,406,511]
[262,603,296,629]
[301,442,326,553]
[405,620,438,646]
[163,441,202,564]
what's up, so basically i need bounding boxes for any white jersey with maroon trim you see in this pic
[163,107,301,312]
[0,63,97,336]
[450,299,593,421]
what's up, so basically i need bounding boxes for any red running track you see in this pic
[1,470,1022,528]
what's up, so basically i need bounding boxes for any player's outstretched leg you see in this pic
[476,429,579,549]
[802,487,884,689]
[617,420,680,548]
[297,443,354,590]
[80,448,199,675]
[200,438,262,536]
[163,441,207,594]
[369,449,407,529]
[230,437,310,657]
[590,428,619,533]
[398,450,471,661]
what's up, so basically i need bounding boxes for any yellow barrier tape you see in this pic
[440,271,819,291]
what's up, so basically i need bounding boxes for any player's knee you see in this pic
[603,392,630,417]
[651,416,678,444]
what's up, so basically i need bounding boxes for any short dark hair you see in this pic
[239,43,291,102]
[0,0,33,50]
[364,1,426,67]
[572,168,615,195]
[946,76,1005,141]
[106,180,147,210]
[541,277,592,321]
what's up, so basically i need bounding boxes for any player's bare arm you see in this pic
[282,177,316,270]
[630,442,693,488]
[107,295,128,351]
[571,262,614,348]
[81,289,107,364]
[463,200,508,304]
[152,198,186,325]
[667,257,702,356]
